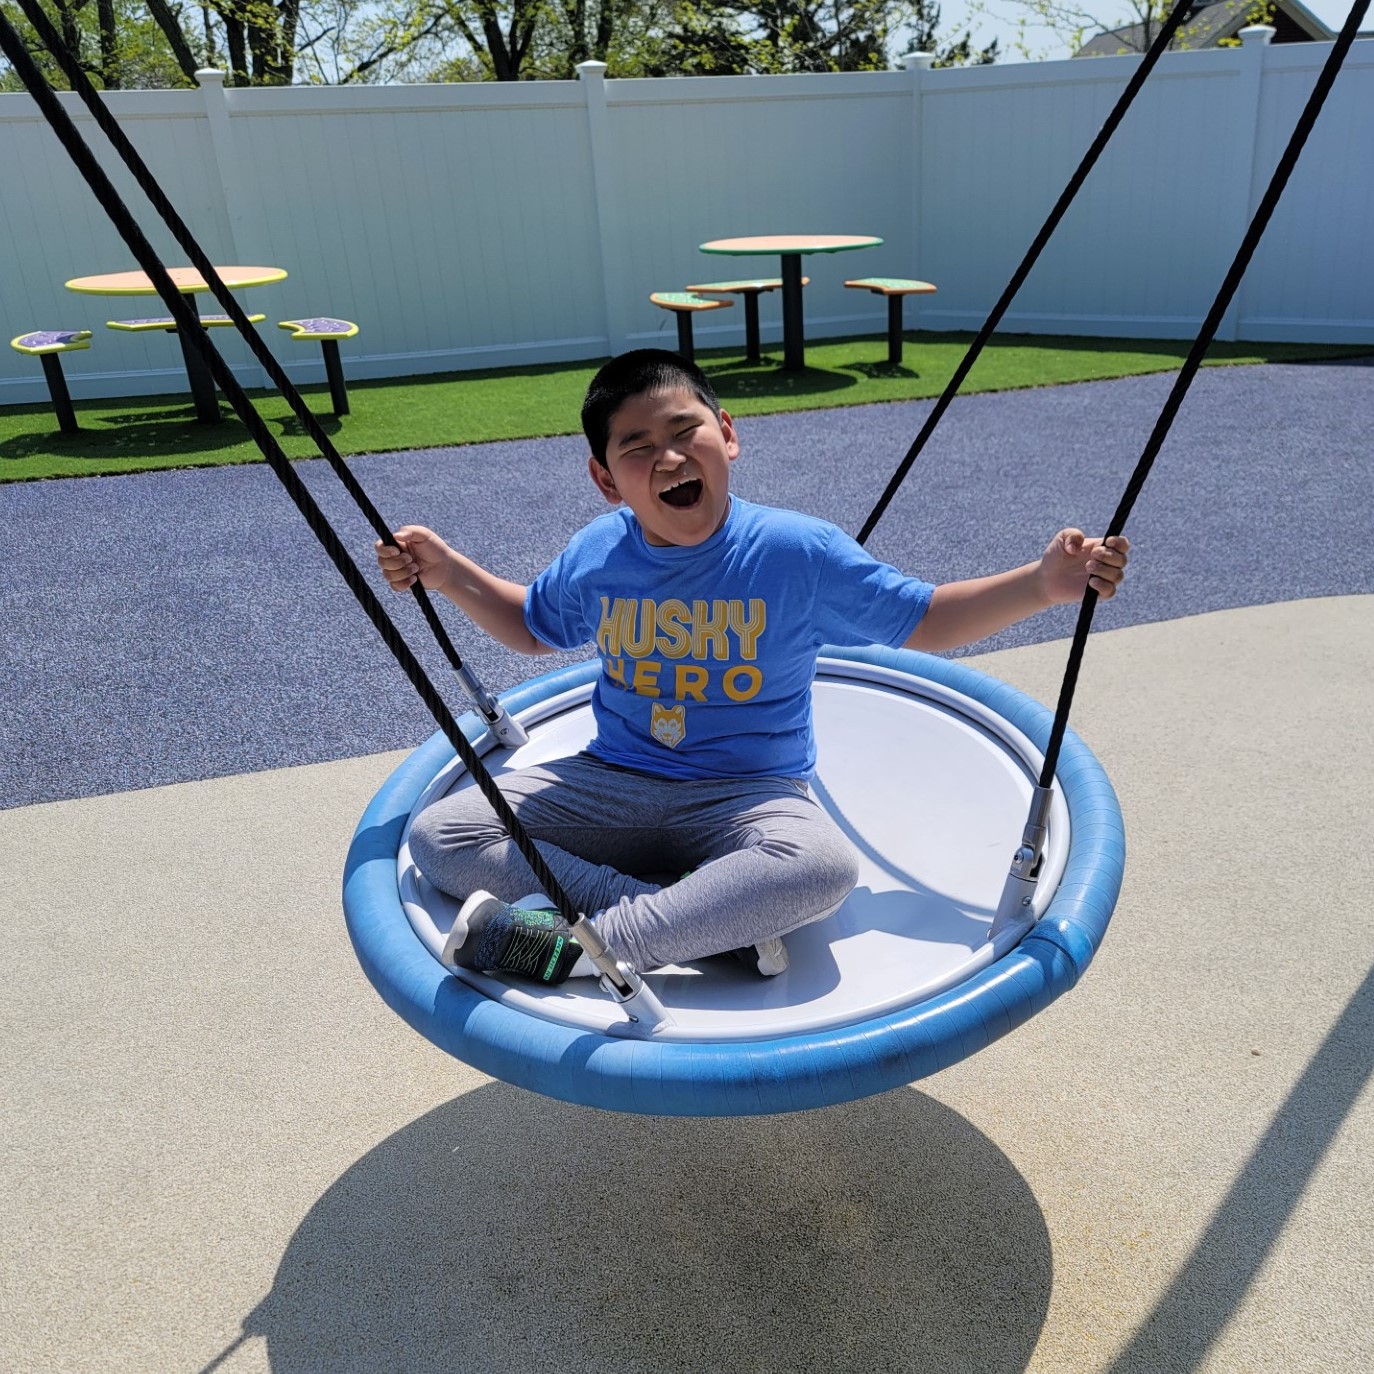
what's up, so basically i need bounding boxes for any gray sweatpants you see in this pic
[407,752,858,972]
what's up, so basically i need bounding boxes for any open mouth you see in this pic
[659,477,703,509]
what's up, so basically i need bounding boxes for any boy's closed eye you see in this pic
[615,417,702,454]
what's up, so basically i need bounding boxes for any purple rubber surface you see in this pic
[281,318,355,335]
[14,330,88,350]
[1,360,1369,809]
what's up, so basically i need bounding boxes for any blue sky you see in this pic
[932,0,1374,63]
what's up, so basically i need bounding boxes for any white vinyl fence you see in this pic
[2,29,1371,406]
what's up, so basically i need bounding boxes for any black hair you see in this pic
[581,349,722,466]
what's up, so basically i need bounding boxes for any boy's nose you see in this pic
[656,449,687,469]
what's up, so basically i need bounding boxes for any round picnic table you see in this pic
[698,235,882,370]
[66,266,288,422]
[65,265,288,295]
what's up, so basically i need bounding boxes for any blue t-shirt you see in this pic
[524,496,934,780]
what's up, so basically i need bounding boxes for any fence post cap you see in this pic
[576,61,609,80]
[195,68,226,86]
[900,52,936,71]
[1238,25,1276,45]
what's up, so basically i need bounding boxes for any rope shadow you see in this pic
[846,357,923,381]
[1104,964,1374,1373]
[227,1083,1053,1374]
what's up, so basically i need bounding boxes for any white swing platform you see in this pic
[398,656,1070,1044]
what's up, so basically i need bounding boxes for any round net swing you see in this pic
[345,647,1121,1114]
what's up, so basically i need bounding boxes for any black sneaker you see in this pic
[727,936,789,977]
[443,890,583,985]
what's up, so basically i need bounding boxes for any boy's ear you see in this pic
[720,409,741,461]
[587,454,621,504]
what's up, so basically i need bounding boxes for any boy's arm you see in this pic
[905,529,1129,654]
[375,525,556,656]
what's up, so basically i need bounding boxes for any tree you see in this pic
[1,0,192,89]
[0,0,448,88]
[968,0,1277,61]
[1,0,996,87]
[419,0,680,81]
[422,0,1000,79]
[643,0,997,75]
[908,0,999,66]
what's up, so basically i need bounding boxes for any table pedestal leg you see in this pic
[177,326,220,424]
[781,256,805,371]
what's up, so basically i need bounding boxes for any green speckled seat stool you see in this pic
[649,292,733,364]
[843,278,937,364]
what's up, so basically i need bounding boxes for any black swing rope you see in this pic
[0,5,642,996]
[855,0,1197,547]
[1034,0,1369,789]
[860,0,1369,795]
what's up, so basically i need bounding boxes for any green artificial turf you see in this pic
[1,332,1366,483]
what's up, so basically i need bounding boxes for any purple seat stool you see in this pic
[10,330,92,434]
[277,318,359,415]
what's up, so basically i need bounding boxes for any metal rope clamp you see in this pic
[459,666,529,749]
[570,918,674,1034]
[987,784,1054,942]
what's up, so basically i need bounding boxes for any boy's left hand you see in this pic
[1039,529,1130,605]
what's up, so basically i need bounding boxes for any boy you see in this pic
[376,349,1128,985]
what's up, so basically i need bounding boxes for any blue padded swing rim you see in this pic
[343,644,1125,1117]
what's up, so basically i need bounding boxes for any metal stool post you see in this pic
[674,311,696,362]
[39,352,79,433]
[321,339,350,414]
[887,295,905,364]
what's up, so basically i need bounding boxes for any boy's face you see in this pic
[588,386,739,547]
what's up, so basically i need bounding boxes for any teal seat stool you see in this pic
[10,329,91,434]
[843,278,938,363]
[277,318,359,415]
[649,293,732,364]
[684,277,808,363]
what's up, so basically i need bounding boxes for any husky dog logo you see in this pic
[650,702,687,749]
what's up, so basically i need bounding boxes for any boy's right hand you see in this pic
[375,525,453,594]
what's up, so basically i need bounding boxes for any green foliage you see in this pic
[1215,0,1278,46]
[648,0,908,75]
[974,0,1285,61]
[909,0,999,67]
[0,0,427,89]
[0,0,195,90]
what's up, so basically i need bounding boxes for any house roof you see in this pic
[1074,1,1334,57]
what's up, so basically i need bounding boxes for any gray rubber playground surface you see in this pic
[2,361,1371,1373]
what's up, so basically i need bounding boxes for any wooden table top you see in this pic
[65,266,288,295]
[699,235,883,256]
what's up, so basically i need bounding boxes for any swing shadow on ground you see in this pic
[222,967,1374,1374]
[223,1085,1053,1374]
